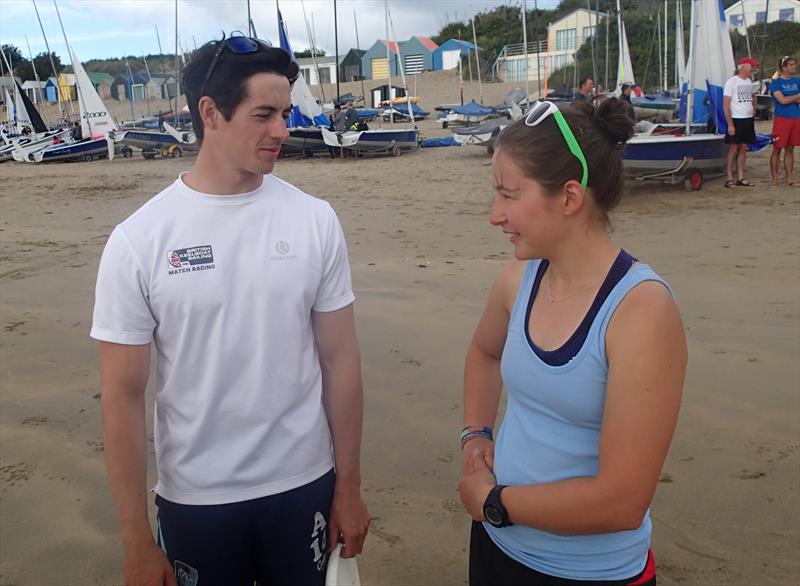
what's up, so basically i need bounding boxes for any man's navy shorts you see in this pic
[156,469,335,586]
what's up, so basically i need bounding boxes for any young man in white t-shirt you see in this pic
[92,36,369,585]
[723,57,758,187]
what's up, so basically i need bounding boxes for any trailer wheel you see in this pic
[684,169,703,192]
[392,146,402,157]
[82,154,93,162]
[143,151,156,159]
[486,145,495,156]
[171,146,183,158]
[161,147,171,158]
[442,121,449,129]
[303,149,315,158]
[122,147,133,159]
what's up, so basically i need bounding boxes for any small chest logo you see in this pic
[275,240,290,255]
[167,244,216,275]
[271,240,297,261]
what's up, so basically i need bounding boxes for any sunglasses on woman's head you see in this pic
[200,36,269,97]
[524,101,589,191]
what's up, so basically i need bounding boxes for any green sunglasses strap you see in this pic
[552,110,589,190]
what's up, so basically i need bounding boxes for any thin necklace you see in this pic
[547,271,605,303]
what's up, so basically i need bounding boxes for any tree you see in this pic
[15,52,65,81]
[294,48,327,59]
[1,44,25,76]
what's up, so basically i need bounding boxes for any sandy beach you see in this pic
[1,73,799,585]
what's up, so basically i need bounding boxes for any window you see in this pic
[582,26,596,41]
[755,11,766,24]
[555,28,576,51]
[539,56,546,70]
[779,8,794,22]
[301,68,311,85]
[318,67,331,85]
[729,14,743,27]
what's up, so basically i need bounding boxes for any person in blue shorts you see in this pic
[92,34,369,586]
[769,56,799,187]
[458,98,687,585]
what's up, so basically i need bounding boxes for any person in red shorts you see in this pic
[769,56,800,187]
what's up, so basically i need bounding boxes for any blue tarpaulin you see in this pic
[450,100,495,116]
[420,137,460,148]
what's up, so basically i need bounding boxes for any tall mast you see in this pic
[32,0,65,120]
[353,10,366,106]
[25,35,49,124]
[663,0,668,91]
[386,1,414,124]
[334,0,340,105]
[685,0,695,134]
[142,52,153,115]
[384,0,393,123]
[155,26,175,114]
[175,0,180,109]
[247,0,253,36]
[52,0,76,116]
[534,0,541,98]
[301,2,326,103]
[472,15,483,104]
[522,0,530,107]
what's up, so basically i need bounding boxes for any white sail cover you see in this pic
[14,85,33,132]
[4,87,14,125]
[291,74,324,122]
[616,0,635,91]
[685,0,735,128]
[71,49,117,138]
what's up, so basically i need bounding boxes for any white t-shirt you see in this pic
[723,75,756,119]
[91,174,355,505]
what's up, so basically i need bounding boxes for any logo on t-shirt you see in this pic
[167,244,216,275]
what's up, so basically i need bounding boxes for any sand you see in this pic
[1,77,799,585]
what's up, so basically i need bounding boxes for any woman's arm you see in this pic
[462,261,524,471]
[460,281,687,534]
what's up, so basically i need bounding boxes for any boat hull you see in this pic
[282,127,327,155]
[33,138,112,163]
[622,134,726,175]
[321,127,419,154]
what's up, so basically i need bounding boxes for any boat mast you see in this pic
[522,0,530,107]
[685,0,695,134]
[386,1,414,124]
[155,26,175,115]
[534,0,541,98]
[125,58,135,121]
[472,14,483,104]
[32,0,65,121]
[247,0,253,36]
[334,0,340,106]
[384,0,393,123]
[353,10,366,107]
[175,0,180,110]
[25,35,49,125]
[52,0,76,117]
[663,0,668,91]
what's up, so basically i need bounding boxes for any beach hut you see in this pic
[147,73,177,99]
[399,36,438,75]
[86,72,114,100]
[370,83,406,108]
[432,39,475,71]
[57,73,77,101]
[21,80,47,104]
[44,77,58,102]
[362,40,403,80]
[339,49,366,82]
[295,56,339,86]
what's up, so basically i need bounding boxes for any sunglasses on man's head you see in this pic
[524,101,589,190]
[200,36,269,97]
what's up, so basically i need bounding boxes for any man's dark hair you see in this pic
[579,77,593,89]
[181,35,300,142]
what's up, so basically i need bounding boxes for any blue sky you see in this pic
[1,0,561,63]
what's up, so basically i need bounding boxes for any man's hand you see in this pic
[327,486,369,559]
[458,451,496,521]
[727,122,736,136]
[123,540,176,586]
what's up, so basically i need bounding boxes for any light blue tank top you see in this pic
[485,258,670,580]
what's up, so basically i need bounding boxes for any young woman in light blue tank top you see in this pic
[458,99,687,585]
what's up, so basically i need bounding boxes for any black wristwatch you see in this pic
[483,484,513,528]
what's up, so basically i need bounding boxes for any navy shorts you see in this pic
[156,469,335,586]
[725,118,756,144]
[469,522,656,586]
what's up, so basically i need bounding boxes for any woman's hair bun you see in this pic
[592,98,635,146]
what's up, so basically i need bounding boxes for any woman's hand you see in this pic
[462,436,494,474]
[458,448,497,521]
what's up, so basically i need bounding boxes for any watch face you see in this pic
[485,506,503,526]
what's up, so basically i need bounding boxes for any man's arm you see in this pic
[101,341,175,586]
[312,305,369,559]
[772,90,800,105]
[723,95,735,134]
